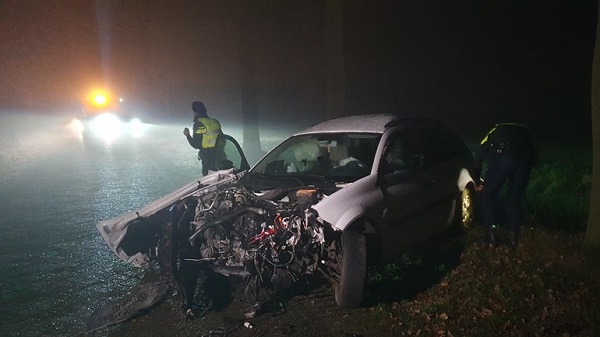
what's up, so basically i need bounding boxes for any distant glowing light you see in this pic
[93,94,108,106]
[90,113,123,141]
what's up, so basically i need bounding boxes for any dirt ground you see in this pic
[97,276,391,337]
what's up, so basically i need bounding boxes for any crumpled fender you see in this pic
[97,168,239,267]
[312,174,383,232]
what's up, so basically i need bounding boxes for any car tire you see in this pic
[455,186,475,231]
[334,229,367,308]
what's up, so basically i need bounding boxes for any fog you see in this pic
[0,3,595,334]
[0,1,596,147]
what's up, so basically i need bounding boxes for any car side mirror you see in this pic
[376,167,413,186]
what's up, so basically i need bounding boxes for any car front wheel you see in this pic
[334,229,367,308]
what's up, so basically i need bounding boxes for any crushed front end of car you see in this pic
[96,168,343,320]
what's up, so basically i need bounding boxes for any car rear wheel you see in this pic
[334,230,367,308]
[457,186,475,230]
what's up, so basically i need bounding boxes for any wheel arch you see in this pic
[342,216,383,265]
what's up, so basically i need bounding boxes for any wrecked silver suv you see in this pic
[97,114,476,317]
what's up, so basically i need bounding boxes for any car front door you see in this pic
[210,134,251,172]
[376,128,441,259]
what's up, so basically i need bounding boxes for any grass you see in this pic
[364,228,600,337]
[525,144,592,231]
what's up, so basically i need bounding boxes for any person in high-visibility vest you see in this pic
[183,101,223,175]
[473,123,536,249]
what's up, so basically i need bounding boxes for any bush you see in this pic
[524,144,592,231]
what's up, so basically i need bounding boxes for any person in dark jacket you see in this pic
[473,123,536,248]
[183,101,223,175]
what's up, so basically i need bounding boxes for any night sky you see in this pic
[0,1,596,143]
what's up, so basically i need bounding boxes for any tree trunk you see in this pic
[238,2,263,165]
[326,0,345,121]
[585,1,600,246]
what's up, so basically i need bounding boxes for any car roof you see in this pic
[294,114,446,135]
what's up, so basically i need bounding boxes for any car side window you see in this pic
[215,135,250,171]
[380,129,424,174]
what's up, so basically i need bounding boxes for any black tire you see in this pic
[334,230,367,308]
[455,186,475,231]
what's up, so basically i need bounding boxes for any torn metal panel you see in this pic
[97,169,241,267]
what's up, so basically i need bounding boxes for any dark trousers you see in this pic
[482,155,532,234]
[199,147,227,176]
[199,148,217,176]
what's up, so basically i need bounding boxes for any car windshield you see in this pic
[251,133,381,183]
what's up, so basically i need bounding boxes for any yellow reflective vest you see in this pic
[194,117,222,148]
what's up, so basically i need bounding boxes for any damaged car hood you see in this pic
[97,168,242,267]
[96,168,349,267]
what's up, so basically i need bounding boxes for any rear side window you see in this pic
[420,129,470,167]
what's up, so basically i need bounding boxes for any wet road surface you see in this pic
[0,112,202,336]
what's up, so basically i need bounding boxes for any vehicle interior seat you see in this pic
[329,143,349,166]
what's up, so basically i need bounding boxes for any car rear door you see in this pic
[418,128,469,227]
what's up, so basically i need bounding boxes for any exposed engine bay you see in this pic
[188,185,326,273]
[178,179,340,280]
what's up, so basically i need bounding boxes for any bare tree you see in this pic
[585,1,600,246]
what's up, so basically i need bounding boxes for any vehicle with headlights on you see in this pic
[72,89,144,143]
[96,114,477,314]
